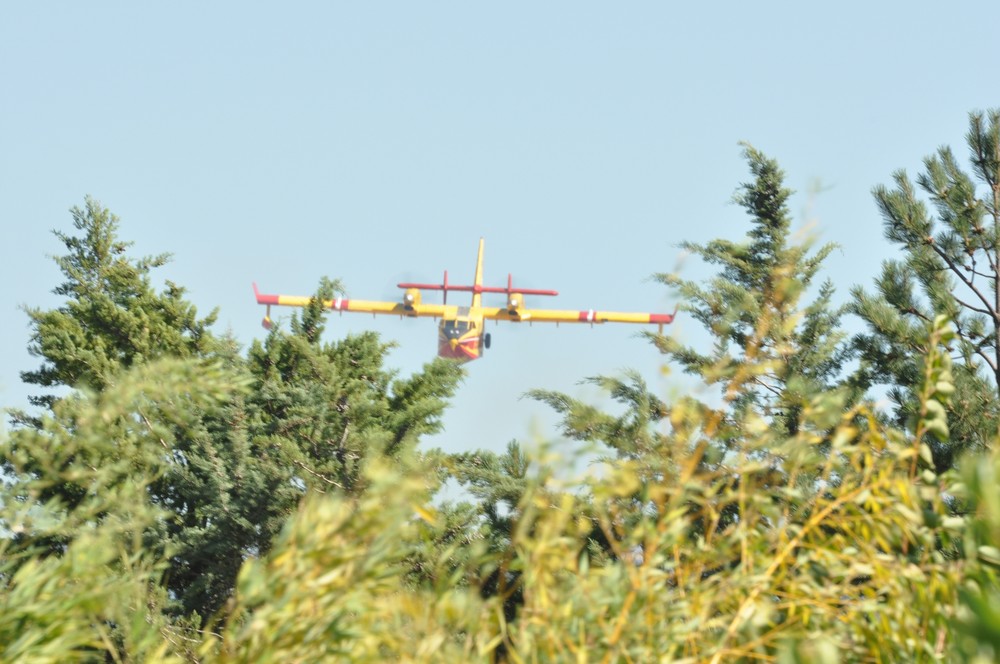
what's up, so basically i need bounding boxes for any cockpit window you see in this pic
[442,320,471,340]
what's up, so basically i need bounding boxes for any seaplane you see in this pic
[253,238,676,362]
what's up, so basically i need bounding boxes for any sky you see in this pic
[2,2,997,454]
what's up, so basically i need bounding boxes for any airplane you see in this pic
[253,238,676,362]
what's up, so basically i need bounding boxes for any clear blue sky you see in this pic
[2,2,997,453]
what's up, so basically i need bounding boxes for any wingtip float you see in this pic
[253,239,676,363]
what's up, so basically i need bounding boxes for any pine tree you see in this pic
[245,277,463,497]
[12,200,466,621]
[1,359,238,663]
[16,197,216,417]
[529,148,852,568]
[655,144,852,436]
[852,109,1000,470]
[536,145,851,452]
[8,199,275,622]
[450,442,531,599]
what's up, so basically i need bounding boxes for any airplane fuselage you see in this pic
[436,310,486,362]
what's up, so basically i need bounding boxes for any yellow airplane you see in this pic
[253,238,676,362]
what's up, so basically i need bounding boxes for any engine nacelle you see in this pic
[403,288,422,309]
[506,292,524,314]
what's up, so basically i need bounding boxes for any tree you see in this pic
[533,146,852,464]
[1,359,236,663]
[852,109,1000,470]
[11,159,1000,661]
[16,197,217,418]
[0,324,979,662]
[525,148,856,607]
[448,442,532,624]
[6,198,277,623]
[244,277,464,498]
[654,144,852,437]
[10,200,465,622]
[507,150,967,659]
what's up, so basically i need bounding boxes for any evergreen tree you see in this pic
[529,148,853,574]
[655,144,851,436]
[449,442,531,620]
[1,359,238,663]
[11,200,465,622]
[245,277,463,498]
[535,146,851,462]
[852,109,1000,470]
[16,197,216,418]
[6,198,274,622]
[531,371,668,462]
[145,354,280,623]
[409,441,541,661]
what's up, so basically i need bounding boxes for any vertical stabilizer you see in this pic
[472,237,485,308]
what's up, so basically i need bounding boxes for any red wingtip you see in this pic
[253,283,280,305]
[649,305,679,325]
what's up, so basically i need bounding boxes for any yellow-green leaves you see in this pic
[912,315,957,472]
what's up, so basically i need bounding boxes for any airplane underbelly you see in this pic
[438,337,480,361]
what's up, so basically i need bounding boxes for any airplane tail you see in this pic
[395,237,557,304]
[472,237,485,308]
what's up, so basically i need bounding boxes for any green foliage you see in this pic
[531,371,668,462]
[0,515,177,664]
[17,197,217,415]
[205,462,500,662]
[0,358,237,663]
[654,144,852,437]
[503,399,961,661]
[501,149,976,659]
[2,338,983,662]
[245,276,463,497]
[450,441,532,538]
[185,313,971,661]
[10,123,1000,661]
[8,200,464,629]
[955,445,1000,662]
[852,109,1000,470]
[8,200,273,623]
[443,441,536,629]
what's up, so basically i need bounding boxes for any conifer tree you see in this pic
[852,109,1000,470]
[449,442,530,605]
[245,277,463,498]
[16,197,217,417]
[655,144,851,436]
[407,441,537,663]
[1,359,238,663]
[12,200,465,621]
[530,148,852,567]
[535,146,851,459]
[7,198,273,621]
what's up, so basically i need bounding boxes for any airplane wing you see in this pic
[254,283,455,326]
[481,305,676,327]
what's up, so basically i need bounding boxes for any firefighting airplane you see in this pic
[253,238,676,362]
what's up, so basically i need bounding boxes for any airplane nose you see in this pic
[450,339,459,350]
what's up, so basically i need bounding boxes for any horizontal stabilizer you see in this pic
[399,272,557,296]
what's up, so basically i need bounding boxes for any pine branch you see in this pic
[292,459,344,491]
[952,294,995,317]
[926,240,996,316]
[974,346,998,373]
